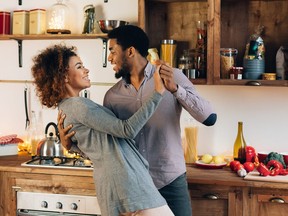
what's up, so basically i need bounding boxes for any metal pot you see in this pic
[37,122,65,157]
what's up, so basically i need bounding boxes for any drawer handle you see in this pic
[203,193,219,200]
[269,198,285,204]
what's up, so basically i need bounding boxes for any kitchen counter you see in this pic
[2,153,288,216]
[0,153,287,189]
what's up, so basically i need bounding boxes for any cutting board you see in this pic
[244,171,288,183]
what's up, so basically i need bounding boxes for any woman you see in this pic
[31,44,174,216]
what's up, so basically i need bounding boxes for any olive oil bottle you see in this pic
[233,122,247,163]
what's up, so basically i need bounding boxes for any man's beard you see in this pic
[114,58,131,84]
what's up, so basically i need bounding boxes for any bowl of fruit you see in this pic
[196,154,227,169]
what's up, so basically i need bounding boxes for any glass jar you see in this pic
[178,50,197,79]
[47,0,71,34]
[82,5,95,34]
[220,48,238,79]
[178,49,193,70]
[160,39,177,67]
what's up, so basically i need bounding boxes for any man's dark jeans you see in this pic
[159,173,192,216]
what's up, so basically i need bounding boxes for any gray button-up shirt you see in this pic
[104,62,215,189]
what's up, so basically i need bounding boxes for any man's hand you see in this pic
[57,110,75,150]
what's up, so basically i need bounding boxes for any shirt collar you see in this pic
[144,62,155,79]
[124,62,155,87]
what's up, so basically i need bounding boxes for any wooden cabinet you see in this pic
[139,0,288,87]
[2,153,288,216]
[139,0,213,85]
[248,187,288,216]
[0,170,95,216]
[189,184,244,216]
[189,183,288,216]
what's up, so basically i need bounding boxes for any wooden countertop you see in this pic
[0,153,287,190]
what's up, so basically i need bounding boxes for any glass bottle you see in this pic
[27,111,44,156]
[233,122,247,163]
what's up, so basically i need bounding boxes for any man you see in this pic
[58,25,217,216]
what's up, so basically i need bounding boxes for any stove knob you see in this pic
[41,201,48,208]
[71,203,78,210]
[56,202,63,209]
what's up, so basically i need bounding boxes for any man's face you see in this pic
[108,39,131,82]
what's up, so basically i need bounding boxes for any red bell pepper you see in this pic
[257,163,270,176]
[279,169,288,175]
[246,146,256,162]
[267,160,283,176]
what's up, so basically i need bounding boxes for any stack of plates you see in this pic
[243,59,265,79]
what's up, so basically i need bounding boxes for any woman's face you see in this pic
[66,56,90,94]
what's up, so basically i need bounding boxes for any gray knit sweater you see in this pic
[58,91,166,216]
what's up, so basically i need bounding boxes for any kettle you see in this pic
[37,122,65,157]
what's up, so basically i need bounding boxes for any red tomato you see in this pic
[235,163,244,172]
[230,160,241,171]
[243,162,255,173]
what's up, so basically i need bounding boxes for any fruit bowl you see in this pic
[195,160,227,169]
[97,20,129,33]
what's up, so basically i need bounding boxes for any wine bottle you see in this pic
[233,121,247,164]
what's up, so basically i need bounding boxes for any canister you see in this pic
[13,10,29,35]
[220,48,238,79]
[29,9,46,34]
[0,11,11,35]
[160,39,177,67]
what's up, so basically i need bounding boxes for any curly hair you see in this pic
[31,44,77,108]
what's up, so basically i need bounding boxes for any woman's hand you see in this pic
[159,63,178,93]
[154,60,178,94]
[57,110,75,150]
[153,64,166,95]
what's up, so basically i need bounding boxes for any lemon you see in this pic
[201,154,213,164]
[213,155,225,164]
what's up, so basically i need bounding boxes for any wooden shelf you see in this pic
[147,0,207,2]
[0,34,108,40]
[216,79,288,87]
[0,33,108,68]
[0,35,11,40]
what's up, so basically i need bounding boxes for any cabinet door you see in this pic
[189,184,242,216]
[250,188,288,216]
[0,171,96,216]
[139,0,215,85]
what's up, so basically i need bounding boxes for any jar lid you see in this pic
[13,10,29,13]
[161,39,177,45]
[220,48,238,56]
[0,11,10,15]
[29,8,46,12]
